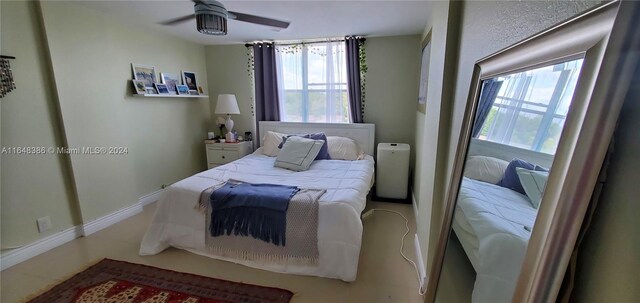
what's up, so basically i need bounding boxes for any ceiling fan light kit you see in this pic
[159,0,290,36]
[195,0,228,35]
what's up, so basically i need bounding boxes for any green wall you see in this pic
[205,36,421,155]
[1,0,79,247]
[1,0,212,247]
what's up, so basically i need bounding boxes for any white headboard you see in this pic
[259,121,376,155]
[468,138,555,168]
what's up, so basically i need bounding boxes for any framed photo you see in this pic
[181,70,198,93]
[132,80,146,95]
[132,63,157,88]
[154,83,170,94]
[417,31,432,114]
[189,90,200,96]
[145,87,158,94]
[176,85,190,95]
[161,72,179,94]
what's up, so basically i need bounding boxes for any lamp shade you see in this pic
[215,94,240,114]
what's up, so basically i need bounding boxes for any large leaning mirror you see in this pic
[425,1,638,303]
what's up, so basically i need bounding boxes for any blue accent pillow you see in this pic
[497,158,548,195]
[278,133,331,160]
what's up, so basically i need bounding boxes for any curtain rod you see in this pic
[245,37,365,47]
[1,55,16,59]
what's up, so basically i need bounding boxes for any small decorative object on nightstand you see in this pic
[205,141,252,169]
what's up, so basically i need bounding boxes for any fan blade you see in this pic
[158,14,196,26]
[228,11,290,29]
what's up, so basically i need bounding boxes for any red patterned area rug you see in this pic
[26,259,293,303]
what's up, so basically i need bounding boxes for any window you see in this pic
[275,42,350,123]
[478,58,584,154]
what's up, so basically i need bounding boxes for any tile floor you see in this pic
[0,200,425,303]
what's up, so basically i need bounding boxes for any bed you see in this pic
[139,122,376,282]
[453,153,541,302]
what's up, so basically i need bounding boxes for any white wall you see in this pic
[412,0,457,270]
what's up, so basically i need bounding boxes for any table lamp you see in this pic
[214,94,240,142]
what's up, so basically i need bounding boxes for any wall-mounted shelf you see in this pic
[133,94,209,98]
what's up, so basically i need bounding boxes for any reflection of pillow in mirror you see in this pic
[498,158,548,195]
[516,167,549,208]
[463,156,509,184]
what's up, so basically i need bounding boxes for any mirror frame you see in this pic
[425,1,639,302]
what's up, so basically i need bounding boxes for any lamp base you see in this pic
[225,115,234,134]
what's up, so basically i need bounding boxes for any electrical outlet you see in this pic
[36,216,52,233]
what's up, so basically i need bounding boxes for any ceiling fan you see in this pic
[158,0,290,36]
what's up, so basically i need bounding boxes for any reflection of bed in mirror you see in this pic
[453,139,551,301]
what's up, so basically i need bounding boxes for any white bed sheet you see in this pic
[456,177,537,303]
[140,149,375,282]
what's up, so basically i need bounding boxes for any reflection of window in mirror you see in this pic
[474,58,583,155]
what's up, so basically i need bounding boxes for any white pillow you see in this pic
[516,167,549,209]
[274,136,324,171]
[463,155,509,184]
[327,136,363,160]
[262,131,286,157]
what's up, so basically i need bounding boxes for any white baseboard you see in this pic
[139,188,164,206]
[0,226,83,271]
[82,202,143,236]
[0,189,162,271]
[411,190,419,225]
[414,233,427,290]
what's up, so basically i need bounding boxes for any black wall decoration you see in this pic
[0,55,16,98]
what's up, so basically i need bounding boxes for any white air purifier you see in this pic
[376,143,411,199]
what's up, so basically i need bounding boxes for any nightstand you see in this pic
[205,141,253,169]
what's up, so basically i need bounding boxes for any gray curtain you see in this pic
[472,79,503,137]
[345,37,364,123]
[253,42,280,143]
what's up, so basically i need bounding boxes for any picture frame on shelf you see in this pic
[154,83,170,95]
[189,90,200,96]
[145,87,158,95]
[176,85,190,95]
[181,70,198,94]
[132,80,146,95]
[161,72,179,94]
[132,63,157,88]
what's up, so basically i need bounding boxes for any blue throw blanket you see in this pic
[209,181,299,246]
